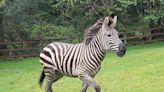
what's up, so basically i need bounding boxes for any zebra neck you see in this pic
[86,35,106,62]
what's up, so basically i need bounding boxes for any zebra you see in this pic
[39,16,126,92]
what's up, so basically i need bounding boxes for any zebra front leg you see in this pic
[81,82,89,92]
[79,74,100,92]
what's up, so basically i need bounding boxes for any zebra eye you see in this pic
[107,34,111,37]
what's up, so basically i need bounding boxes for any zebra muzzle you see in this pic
[117,43,126,57]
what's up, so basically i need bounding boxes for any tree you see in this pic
[0,0,163,43]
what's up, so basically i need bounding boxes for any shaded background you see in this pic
[0,0,163,58]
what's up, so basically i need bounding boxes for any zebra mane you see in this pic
[83,18,103,45]
[84,17,114,45]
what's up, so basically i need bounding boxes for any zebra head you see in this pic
[100,16,126,57]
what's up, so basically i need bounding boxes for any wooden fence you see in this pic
[0,41,38,58]
[119,27,164,45]
[0,27,163,58]
[0,39,63,58]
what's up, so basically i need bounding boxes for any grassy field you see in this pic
[0,42,164,92]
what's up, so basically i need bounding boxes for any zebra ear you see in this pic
[102,16,117,28]
[102,17,109,30]
[102,17,109,26]
[111,16,117,27]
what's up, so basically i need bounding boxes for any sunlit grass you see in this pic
[0,42,164,92]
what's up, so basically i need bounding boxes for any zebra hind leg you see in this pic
[79,74,100,92]
[81,75,95,92]
[81,82,89,92]
[44,68,63,92]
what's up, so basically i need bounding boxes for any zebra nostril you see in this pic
[120,49,124,53]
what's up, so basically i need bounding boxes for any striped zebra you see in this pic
[39,16,126,92]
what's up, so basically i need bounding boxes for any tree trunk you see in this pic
[0,17,8,56]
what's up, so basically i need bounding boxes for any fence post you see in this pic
[9,51,12,58]
[148,29,152,41]
[123,33,127,44]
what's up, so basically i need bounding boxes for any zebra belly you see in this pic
[85,66,101,76]
[58,62,80,77]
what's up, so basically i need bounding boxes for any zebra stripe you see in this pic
[40,37,105,77]
[39,16,126,92]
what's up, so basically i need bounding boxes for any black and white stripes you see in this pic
[40,43,80,76]
[39,16,126,92]
[40,39,105,77]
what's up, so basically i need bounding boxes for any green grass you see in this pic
[0,42,164,92]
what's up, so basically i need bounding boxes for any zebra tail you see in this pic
[39,70,45,87]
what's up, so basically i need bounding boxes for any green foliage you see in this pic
[142,0,164,23]
[30,23,76,40]
[0,0,163,43]
[0,0,6,7]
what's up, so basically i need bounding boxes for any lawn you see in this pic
[0,42,164,92]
